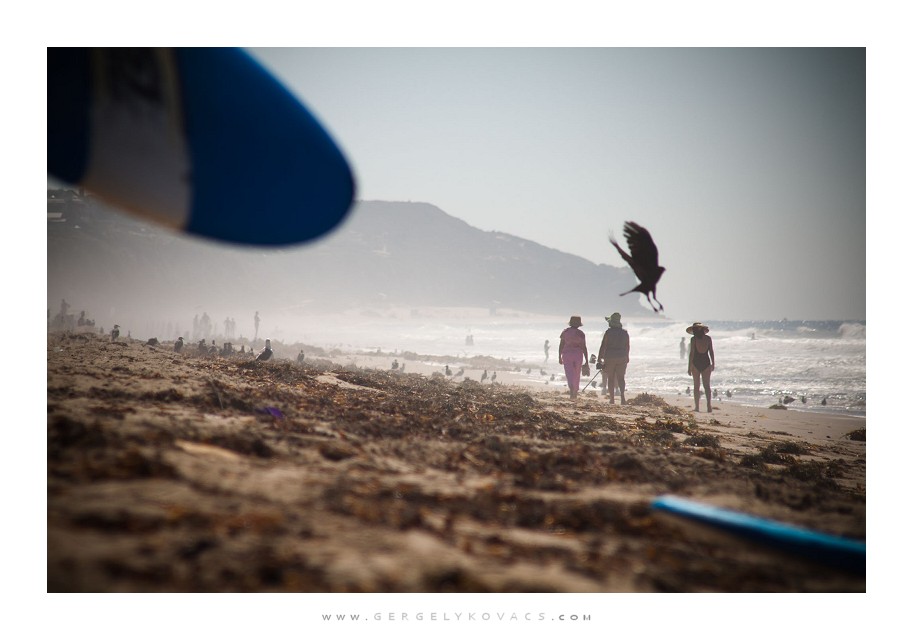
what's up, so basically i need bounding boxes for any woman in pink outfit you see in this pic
[558,315,589,399]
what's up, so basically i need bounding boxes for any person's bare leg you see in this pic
[692,373,701,411]
[702,369,712,412]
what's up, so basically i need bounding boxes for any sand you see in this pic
[47,331,865,593]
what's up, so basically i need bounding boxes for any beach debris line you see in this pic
[47,332,865,592]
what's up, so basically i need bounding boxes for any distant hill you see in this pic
[47,196,648,326]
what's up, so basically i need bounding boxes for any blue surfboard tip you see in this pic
[48,47,356,248]
[651,495,865,575]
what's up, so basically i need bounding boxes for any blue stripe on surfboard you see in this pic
[48,48,355,247]
[651,495,865,575]
[176,48,355,246]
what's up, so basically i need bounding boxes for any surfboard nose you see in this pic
[48,47,356,247]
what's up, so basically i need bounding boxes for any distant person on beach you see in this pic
[558,316,589,400]
[544,339,550,363]
[680,337,686,359]
[598,313,630,405]
[687,322,715,412]
[254,311,261,340]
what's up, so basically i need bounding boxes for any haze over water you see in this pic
[252,309,866,417]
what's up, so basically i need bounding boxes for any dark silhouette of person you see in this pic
[598,313,630,405]
[544,339,550,363]
[254,311,261,341]
[687,322,715,412]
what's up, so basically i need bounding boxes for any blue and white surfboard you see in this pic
[48,47,355,246]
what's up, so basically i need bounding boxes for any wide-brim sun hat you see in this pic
[686,322,709,334]
[606,312,622,327]
[568,315,583,327]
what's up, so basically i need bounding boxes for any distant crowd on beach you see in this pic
[48,299,281,361]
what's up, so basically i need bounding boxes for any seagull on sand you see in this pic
[610,221,666,313]
[174,337,184,353]
[481,370,488,382]
[256,339,273,362]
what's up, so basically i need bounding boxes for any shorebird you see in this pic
[256,339,273,362]
[610,221,666,313]
[481,370,488,382]
[174,337,184,353]
[491,372,497,383]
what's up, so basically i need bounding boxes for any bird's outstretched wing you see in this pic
[623,221,660,276]
[624,221,659,266]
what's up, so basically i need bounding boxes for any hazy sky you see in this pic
[248,47,865,322]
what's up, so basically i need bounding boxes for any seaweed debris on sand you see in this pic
[48,332,865,592]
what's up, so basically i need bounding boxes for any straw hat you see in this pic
[568,315,583,327]
[686,322,709,335]
[606,312,622,328]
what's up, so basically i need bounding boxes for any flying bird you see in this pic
[610,221,666,313]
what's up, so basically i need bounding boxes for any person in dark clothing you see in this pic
[597,313,630,405]
[687,322,715,412]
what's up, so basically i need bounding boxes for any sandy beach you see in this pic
[47,331,865,592]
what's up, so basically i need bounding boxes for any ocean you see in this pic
[273,310,866,418]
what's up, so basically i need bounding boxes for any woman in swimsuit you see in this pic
[687,322,715,412]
